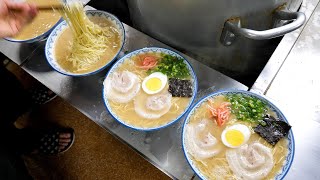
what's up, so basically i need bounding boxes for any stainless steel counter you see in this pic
[250,1,320,179]
[3,0,319,179]
[0,39,42,66]
[10,24,248,179]
[251,0,320,94]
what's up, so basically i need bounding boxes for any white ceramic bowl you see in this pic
[4,17,62,43]
[45,10,125,76]
[103,47,198,131]
[182,90,295,180]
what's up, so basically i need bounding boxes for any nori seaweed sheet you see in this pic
[254,115,291,146]
[168,78,193,97]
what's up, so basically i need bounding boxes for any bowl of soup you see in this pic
[103,47,198,131]
[4,0,62,43]
[182,90,294,180]
[45,10,125,76]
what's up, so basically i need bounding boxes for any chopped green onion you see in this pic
[227,94,268,124]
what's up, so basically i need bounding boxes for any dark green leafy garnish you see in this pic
[148,54,190,78]
[168,78,193,97]
[226,94,268,124]
[254,115,291,146]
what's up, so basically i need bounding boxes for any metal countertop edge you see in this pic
[250,0,320,95]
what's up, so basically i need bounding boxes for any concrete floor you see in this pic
[6,61,170,180]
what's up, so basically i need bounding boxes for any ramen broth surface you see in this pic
[55,16,121,73]
[13,0,61,40]
[188,95,288,180]
[109,52,193,128]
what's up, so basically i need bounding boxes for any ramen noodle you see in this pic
[55,3,121,73]
[184,94,290,180]
[104,50,195,129]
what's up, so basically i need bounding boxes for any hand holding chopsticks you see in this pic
[0,0,37,37]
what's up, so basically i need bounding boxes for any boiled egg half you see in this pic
[221,124,251,148]
[142,72,168,94]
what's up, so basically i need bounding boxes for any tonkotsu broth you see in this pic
[55,16,121,73]
[108,52,194,128]
[13,0,61,40]
[187,95,289,180]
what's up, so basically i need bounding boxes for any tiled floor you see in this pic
[5,61,170,180]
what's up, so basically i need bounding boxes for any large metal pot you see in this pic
[127,0,305,83]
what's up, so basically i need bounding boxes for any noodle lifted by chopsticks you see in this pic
[60,3,116,71]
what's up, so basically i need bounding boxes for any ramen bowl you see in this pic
[4,19,62,43]
[182,90,294,180]
[4,5,63,43]
[103,47,198,131]
[45,10,125,76]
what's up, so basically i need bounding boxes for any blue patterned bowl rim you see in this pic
[182,90,295,180]
[4,17,63,43]
[102,47,198,131]
[45,10,125,77]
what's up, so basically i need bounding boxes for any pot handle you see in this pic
[220,10,306,46]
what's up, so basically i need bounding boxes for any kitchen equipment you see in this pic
[127,0,305,84]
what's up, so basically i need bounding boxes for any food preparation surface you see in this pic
[251,0,320,94]
[0,40,41,65]
[17,23,247,179]
[0,4,246,178]
[2,0,320,178]
[251,1,320,179]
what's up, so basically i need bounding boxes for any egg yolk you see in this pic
[145,77,162,91]
[225,129,245,147]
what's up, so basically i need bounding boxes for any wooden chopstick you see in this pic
[9,4,64,12]
[36,5,64,11]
